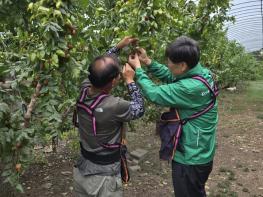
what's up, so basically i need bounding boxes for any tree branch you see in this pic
[0,81,12,89]
[23,82,42,128]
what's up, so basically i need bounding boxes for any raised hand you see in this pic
[135,48,152,66]
[122,63,135,84]
[116,36,138,49]
[128,53,141,69]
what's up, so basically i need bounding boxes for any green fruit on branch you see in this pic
[28,2,34,10]
[56,1,62,9]
[37,6,50,13]
[56,49,66,57]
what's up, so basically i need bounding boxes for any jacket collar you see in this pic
[174,63,203,81]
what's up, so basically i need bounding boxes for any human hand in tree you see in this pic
[122,63,135,84]
[135,48,152,66]
[128,53,141,69]
[116,36,138,49]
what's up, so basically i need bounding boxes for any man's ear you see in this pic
[111,73,121,88]
[181,62,188,72]
[111,78,117,86]
[111,77,119,87]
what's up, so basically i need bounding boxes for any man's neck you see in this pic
[90,86,111,95]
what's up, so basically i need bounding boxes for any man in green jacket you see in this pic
[127,36,218,197]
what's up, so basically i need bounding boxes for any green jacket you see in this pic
[135,61,218,165]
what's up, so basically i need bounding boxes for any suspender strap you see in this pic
[73,108,79,128]
[192,75,219,97]
[79,87,89,103]
[76,88,121,150]
[77,92,108,135]
[76,103,93,115]
[181,75,219,124]
[90,94,108,109]
[73,87,89,128]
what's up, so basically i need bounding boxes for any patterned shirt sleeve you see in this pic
[127,82,144,119]
[106,46,120,56]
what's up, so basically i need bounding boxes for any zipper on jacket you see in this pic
[196,129,200,147]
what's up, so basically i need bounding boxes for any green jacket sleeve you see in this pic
[135,68,193,108]
[147,60,175,83]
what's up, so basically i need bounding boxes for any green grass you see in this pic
[209,179,238,197]
[257,114,263,119]
[208,167,238,196]
[218,167,236,181]
[61,129,79,156]
[219,80,263,114]
[246,81,263,103]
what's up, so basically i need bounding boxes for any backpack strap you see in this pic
[73,108,79,128]
[73,87,89,128]
[181,75,219,124]
[76,88,121,149]
[79,87,89,103]
[192,75,219,97]
[77,92,108,136]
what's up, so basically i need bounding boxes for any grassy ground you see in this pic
[220,81,263,113]
[207,81,263,197]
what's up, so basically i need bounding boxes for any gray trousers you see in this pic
[73,167,123,197]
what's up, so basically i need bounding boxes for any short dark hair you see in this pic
[88,55,120,88]
[165,36,200,68]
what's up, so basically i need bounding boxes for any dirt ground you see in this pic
[1,81,263,197]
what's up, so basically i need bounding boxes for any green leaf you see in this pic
[79,0,89,7]
[0,103,9,114]
[38,6,50,13]
[15,184,24,193]
[30,53,36,62]
[1,170,12,177]
[3,156,12,163]
[39,51,45,59]
[28,2,34,10]
[56,49,65,57]
[72,67,80,79]
[40,86,49,94]
[51,54,59,66]
[97,7,104,11]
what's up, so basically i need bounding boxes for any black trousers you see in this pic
[172,160,213,197]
